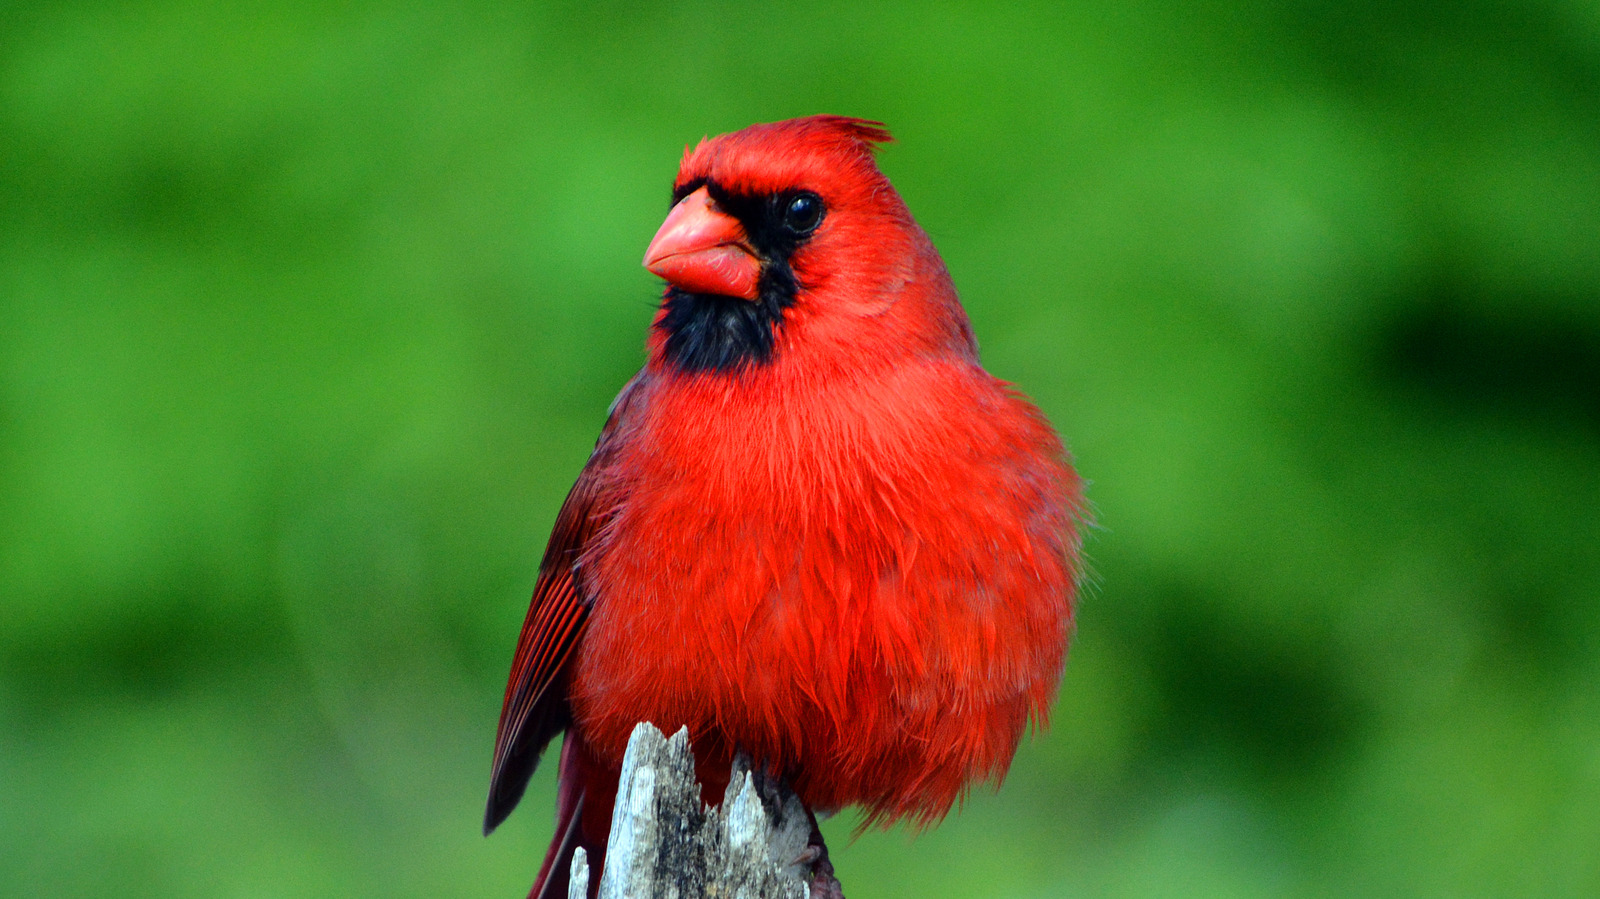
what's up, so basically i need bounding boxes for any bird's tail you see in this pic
[529,731,616,899]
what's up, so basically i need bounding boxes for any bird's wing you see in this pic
[484,372,645,835]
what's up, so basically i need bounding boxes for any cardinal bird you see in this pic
[485,116,1085,898]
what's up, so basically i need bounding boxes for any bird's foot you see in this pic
[798,819,844,899]
[729,751,845,899]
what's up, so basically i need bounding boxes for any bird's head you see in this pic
[643,116,976,377]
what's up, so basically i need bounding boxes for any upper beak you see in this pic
[643,186,761,300]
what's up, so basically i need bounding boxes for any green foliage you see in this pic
[3,1,1598,896]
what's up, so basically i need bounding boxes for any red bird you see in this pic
[486,116,1085,898]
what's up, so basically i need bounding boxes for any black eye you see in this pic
[781,192,824,235]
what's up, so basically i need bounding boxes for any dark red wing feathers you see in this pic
[484,375,641,835]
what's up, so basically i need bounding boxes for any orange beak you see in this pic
[642,187,761,300]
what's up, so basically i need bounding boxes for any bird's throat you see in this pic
[655,287,788,374]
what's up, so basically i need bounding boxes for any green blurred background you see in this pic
[3,1,1598,896]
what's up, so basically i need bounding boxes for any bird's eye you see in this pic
[781,192,824,235]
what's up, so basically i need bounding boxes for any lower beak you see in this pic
[642,187,761,300]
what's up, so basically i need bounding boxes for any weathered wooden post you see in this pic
[568,723,832,899]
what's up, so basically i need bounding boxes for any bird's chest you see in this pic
[589,386,901,642]
[568,380,925,755]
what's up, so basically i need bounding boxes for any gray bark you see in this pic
[569,723,813,899]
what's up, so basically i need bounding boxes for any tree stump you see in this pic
[568,723,831,899]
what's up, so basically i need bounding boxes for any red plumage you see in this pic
[487,116,1085,898]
